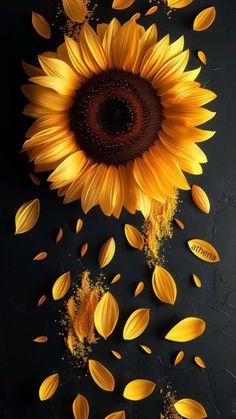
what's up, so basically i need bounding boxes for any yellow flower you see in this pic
[22,19,216,218]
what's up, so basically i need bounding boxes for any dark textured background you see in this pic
[1,0,236,418]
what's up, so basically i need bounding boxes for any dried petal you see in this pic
[62,0,86,23]
[29,172,40,186]
[111,274,121,284]
[165,317,206,342]
[193,7,216,31]
[111,350,122,360]
[174,399,207,418]
[140,345,152,354]
[134,281,144,297]
[33,336,48,343]
[72,393,89,419]
[32,12,51,39]
[39,373,59,401]
[194,356,206,369]
[188,239,220,263]
[192,274,202,288]
[197,51,207,65]
[15,198,40,234]
[123,379,156,401]
[152,266,177,305]
[52,271,71,300]
[105,411,125,419]
[123,308,150,340]
[112,0,136,10]
[81,242,88,257]
[33,251,47,261]
[124,224,144,250]
[175,218,184,230]
[98,237,116,268]
[88,359,115,391]
[56,227,63,243]
[94,292,119,339]
[174,350,184,366]
[145,5,158,15]
[37,295,46,307]
[76,218,83,234]
[191,185,210,214]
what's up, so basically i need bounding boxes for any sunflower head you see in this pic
[22,19,216,218]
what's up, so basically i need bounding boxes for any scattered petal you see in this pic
[32,12,51,39]
[56,227,63,243]
[76,218,83,234]
[165,317,206,342]
[111,350,122,360]
[194,356,206,369]
[62,0,86,23]
[33,336,48,343]
[197,51,207,65]
[81,242,88,257]
[123,308,150,340]
[111,274,121,284]
[37,295,46,307]
[175,218,184,230]
[123,379,156,401]
[152,266,177,305]
[112,0,136,10]
[134,281,144,297]
[33,251,47,261]
[52,271,71,300]
[72,393,89,419]
[188,239,220,263]
[191,185,210,214]
[94,292,119,339]
[124,224,144,250]
[174,351,184,366]
[105,411,125,419]
[15,198,40,234]
[174,399,207,418]
[193,7,216,32]
[39,373,59,401]
[29,172,40,186]
[192,274,202,288]
[88,359,115,391]
[145,5,158,15]
[98,237,116,268]
[167,0,194,8]
[140,345,152,354]
[130,12,140,21]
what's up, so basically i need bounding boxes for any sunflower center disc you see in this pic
[70,69,162,165]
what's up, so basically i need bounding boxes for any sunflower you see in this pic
[22,19,216,218]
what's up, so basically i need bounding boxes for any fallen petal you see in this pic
[123,379,156,401]
[165,317,206,342]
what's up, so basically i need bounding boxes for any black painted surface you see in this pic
[0,0,236,418]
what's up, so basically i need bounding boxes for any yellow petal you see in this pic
[81,242,88,257]
[194,356,206,369]
[105,411,125,419]
[165,317,206,342]
[76,218,83,234]
[140,345,152,354]
[168,0,194,8]
[102,18,121,67]
[33,251,47,261]
[191,185,210,214]
[111,274,121,284]
[33,336,48,343]
[197,50,207,65]
[94,292,119,339]
[174,399,207,418]
[174,350,184,366]
[175,218,184,230]
[130,12,140,21]
[98,237,116,268]
[123,308,150,340]
[134,281,144,297]
[193,7,216,31]
[22,84,72,111]
[39,373,59,401]
[62,0,86,22]
[15,198,40,234]
[72,393,89,419]
[29,172,41,186]
[22,61,44,78]
[188,239,220,263]
[80,22,108,73]
[112,0,135,10]
[37,295,46,307]
[97,23,109,41]
[192,274,202,288]
[65,36,92,79]
[110,350,122,360]
[124,224,144,250]
[32,12,51,39]
[123,379,156,401]
[88,359,115,391]
[145,5,158,15]
[56,227,63,243]
[52,271,71,300]
[152,266,177,305]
